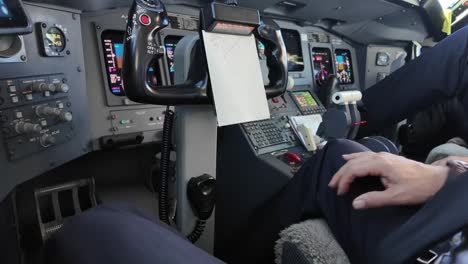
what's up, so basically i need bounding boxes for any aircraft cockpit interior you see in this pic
[0,0,467,263]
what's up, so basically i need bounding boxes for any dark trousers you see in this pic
[246,26,468,264]
[42,205,225,264]
[246,139,419,264]
[43,139,468,264]
[40,139,404,264]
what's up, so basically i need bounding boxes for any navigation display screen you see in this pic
[312,48,333,86]
[334,49,354,84]
[102,30,125,96]
[0,0,11,17]
[293,91,318,108]
[281,29,304,72]
[164,35,183,84]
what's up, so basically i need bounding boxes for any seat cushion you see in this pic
[275,219,350,264]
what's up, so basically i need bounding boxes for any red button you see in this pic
[272,97,280,103]
[139,14,151,26]
[284,152,302,164]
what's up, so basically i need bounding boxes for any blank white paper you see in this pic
[202,30,270,127]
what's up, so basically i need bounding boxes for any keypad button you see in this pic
[8,85,17,93]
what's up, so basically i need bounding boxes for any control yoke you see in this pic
[122,0,289,106]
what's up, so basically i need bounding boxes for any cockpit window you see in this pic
[439,0,464,9]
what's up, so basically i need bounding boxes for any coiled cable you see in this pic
[187,220,206,243]
[159,107,174,225]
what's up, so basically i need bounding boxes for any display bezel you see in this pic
[101,30,126,97]
[163,35,183,84]
[0,0,32,35]
[311,47,334,87]
[281,28,305,72]
[291,90,323,111]
[334,48,355,85]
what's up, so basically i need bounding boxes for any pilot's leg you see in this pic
[246,139,419,264]
[41,205,224,264]
[362,26,468,134]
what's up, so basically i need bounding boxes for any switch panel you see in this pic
[109,108,166,135]
[0,74,74,161]
[0,74,70,110]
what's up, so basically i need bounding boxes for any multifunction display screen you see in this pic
[281,29,304,72]
[293,91,318,108]
[164,35,182,84]
[334,49,354,84]
[312,47,333,86]
[102,30,125,96]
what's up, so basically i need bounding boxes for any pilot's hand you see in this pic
[432,156,468,167]
[329,152,450,210]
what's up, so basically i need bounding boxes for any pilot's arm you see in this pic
[362,26,468,138]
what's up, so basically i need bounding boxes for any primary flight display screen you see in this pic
[293,91,318,108]
[334,49,354,84]
[281,29,304,72]
[102,30,125,96]
[312,48,333,86]
[164,35,183,84]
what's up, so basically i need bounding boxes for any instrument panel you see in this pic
[0,1,410,203]
[81,8,199,150]
[274,21,362,92]
[0,3,90,201]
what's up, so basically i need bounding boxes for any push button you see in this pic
[8,85,17,93]
[139,14,151,26]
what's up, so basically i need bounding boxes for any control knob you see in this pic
[36,105,73,122]
[32,82,56,93]
[54,83,70,93]
[40,134,56,147]
[15,122,42,134]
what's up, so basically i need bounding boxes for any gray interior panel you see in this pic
[333,7,429,44]
[275,21,314,87]
[25,0,433,45]
[81,8,168,150]
[364,45,407,89]
[0,3,90,201]
[303,26,362,91]
[0,0,427,210]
